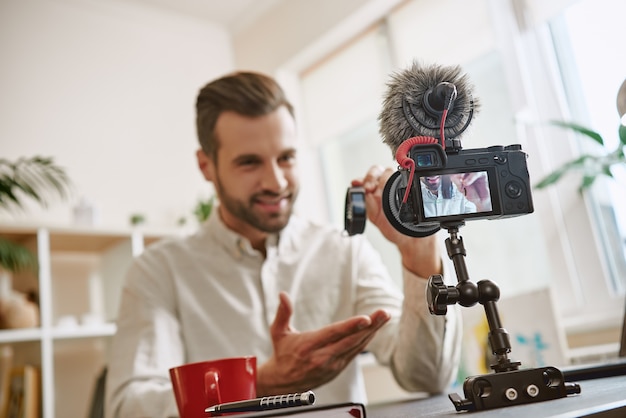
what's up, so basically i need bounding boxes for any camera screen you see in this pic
[418,170,494,220]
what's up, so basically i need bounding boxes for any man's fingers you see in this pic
[369,309,392,326]
[312,315,371,347]
[311,310,390,351]
[337,310,390,352]
[318,312,390,365]
[366,167,394,192]
[270,291,294,337]
[339,327,381,362]
[352,165,393,193]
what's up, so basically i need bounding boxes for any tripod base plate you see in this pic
[449,366,581,412]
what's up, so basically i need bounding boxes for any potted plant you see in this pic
[536,79,626,191]
[0,156,71,328]
[0,156,71,272]
[193,195,215,223]
[534,121,626,192]
[177,196,216,227]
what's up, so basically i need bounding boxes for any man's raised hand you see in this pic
[256,291,390,396]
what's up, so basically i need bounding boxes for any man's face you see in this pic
[198,106,299,237]
[421,176,441,193]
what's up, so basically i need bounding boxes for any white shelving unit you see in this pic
[0,222,174,418]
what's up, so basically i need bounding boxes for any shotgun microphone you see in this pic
[378,61,480,156]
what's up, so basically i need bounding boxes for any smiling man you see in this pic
[197,105,298,249]
[105,71,462,418]
[420,174,477,217]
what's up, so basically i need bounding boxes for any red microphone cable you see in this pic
[394,87,454,204]
[394,136,437,204]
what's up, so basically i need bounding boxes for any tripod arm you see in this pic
[426,224,520,372]
[424,222,580,412]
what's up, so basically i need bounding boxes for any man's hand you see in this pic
[450,172,491,211]
[351,165,441,278]
[256,292,390,396]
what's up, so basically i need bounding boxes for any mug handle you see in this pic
[205,370,222,407]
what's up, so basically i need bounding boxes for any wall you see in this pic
[0,0,233,229]
[233,0,402,74]
[232,0,404,224]
[0,0,399,229]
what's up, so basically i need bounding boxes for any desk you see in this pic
[367,375,626,417]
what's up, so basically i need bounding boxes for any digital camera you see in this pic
[345,142,534,237]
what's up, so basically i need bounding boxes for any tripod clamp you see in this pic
[426,222,581,412]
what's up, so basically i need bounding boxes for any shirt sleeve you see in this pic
[389,265,462,393]
[353,237,462,394]
[105,250,183,418]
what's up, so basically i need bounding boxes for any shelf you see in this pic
[0,223,175,418]
[0,323,118,343]
[0,221,179,253]
[50,322,117,340]
[0,327,43,343]
[0,230,38,244]
[49,232,131,253]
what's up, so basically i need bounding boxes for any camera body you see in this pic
[383,143,534,236]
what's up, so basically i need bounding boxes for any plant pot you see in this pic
[0,270,39,329]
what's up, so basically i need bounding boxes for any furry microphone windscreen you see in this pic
[378,61,481,155]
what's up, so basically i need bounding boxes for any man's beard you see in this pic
[423,176,441,193]
[214,176,298,233]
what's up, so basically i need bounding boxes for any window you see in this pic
[510,0,626,333]
[299,25,403,282]
[295,0,625,347]
[549,0,626,296]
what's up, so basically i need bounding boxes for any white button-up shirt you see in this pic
[421,183,477,218]
[106,208,461,418]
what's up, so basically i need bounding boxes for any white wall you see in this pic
[233,0,400,74]
[0,0,233,229]
[232,0,404,224]
[0,0,397,229]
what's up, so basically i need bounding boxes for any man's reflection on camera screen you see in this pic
[420,171,492,218]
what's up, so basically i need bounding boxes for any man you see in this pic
[420,174,478,217]
[452,172,492,212]
[105,71,461,418]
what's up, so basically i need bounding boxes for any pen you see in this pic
[205,391,316,415]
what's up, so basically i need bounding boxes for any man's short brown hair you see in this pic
[196,71,295,161]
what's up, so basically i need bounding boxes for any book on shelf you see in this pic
[0,345,14,417]
[5,364,40,418]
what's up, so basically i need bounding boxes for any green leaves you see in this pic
[619,124,626,147]
[549,121,604,146]
[535,121,626,193]
[0,156,71,211]
[535,155,589,189]
[0,156,70,274]
[193,196,215,223]
[0,238,38,274]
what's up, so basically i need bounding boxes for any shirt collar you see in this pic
[204,204,281,258]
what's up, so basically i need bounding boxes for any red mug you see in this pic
[169,356,257,418]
